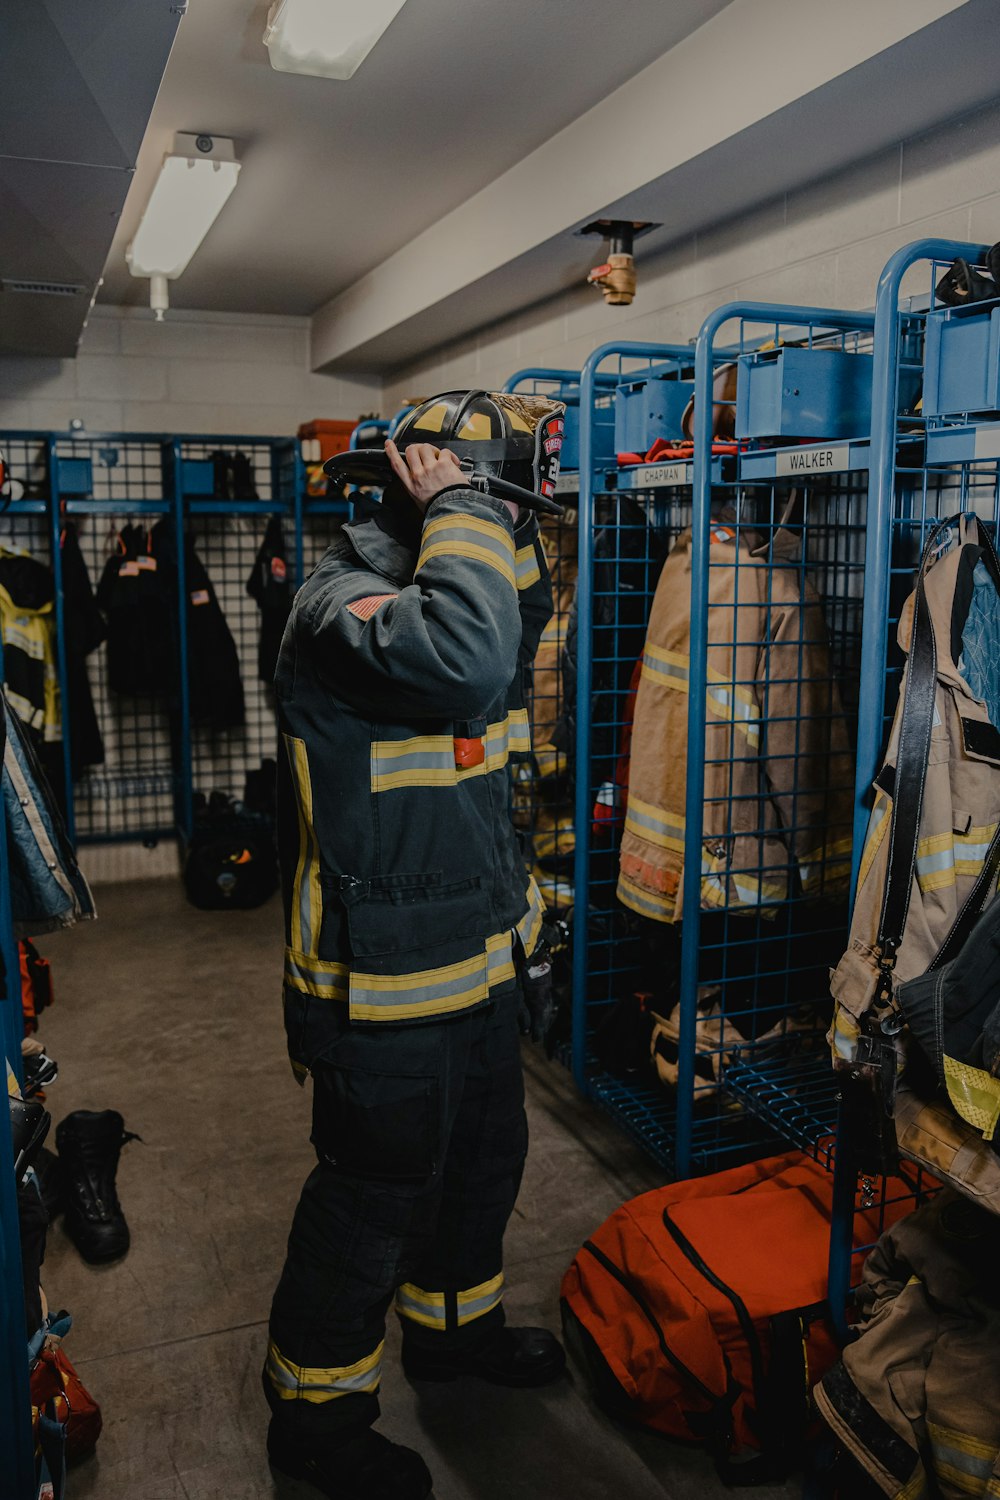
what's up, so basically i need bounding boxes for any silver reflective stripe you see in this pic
[642,650,688,686]
[457,1289,503,1325]
[625,799,685,847]
[396,1286,446,1324]
[265,1338,384,1401]
[351,955,491,1012]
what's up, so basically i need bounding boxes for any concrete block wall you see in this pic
[0,305,380,436]
[0,307,381,885]
[383,99,1000,408]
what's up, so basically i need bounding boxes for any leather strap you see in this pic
[874,521,943,967]
[877,516,1000,996]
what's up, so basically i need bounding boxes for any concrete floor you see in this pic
[39,881,799,1500]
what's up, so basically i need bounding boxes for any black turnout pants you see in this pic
[265,985,528,1439]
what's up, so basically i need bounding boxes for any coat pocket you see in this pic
[329,872,490,959]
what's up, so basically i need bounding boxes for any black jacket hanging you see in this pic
[60,523,105,776]
[149,521,245,733]
[246,515,292,684]
[96,524,176,698]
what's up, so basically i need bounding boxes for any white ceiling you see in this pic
[99,0,731,316]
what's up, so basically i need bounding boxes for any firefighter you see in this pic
[265,391,568,1499]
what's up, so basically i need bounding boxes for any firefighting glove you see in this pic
[518,945,556,1044]
[936,257,998,307]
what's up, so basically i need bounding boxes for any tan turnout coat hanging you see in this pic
[617,519,854,924]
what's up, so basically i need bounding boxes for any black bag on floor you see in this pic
[183,792,278,910]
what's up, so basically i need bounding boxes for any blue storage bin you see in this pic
[614,367,694,454]
[560,399,581,470]
[735,348,873,441]
[923,304,1000,419]
[181,458,216,496]
[56,456,92,495]
[552,386,614,475]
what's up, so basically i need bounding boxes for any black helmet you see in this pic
[324,389,566,515]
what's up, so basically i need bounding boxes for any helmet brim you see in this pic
[323,449,564,517]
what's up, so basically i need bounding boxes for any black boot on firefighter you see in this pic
[56,1109,137,1264]
[266,1421,433,1500]
[402,1324,566,1388]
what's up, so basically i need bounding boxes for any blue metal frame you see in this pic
[684,302,876,1178]
[851,238,985,890]
[0,428,324,849]
[825,238,990,1333]
[0,633,38,1497]
[573,340,701,1099]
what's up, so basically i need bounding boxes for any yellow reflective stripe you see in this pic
[371,734,455,792]
[640,643,689,691]
[800,835,854,890]
[372,734,454,760]
[417,513,517,588]
[624,793,685,852]
[371,716,529,792]
[396,1283,447,1328]
[617,871,677,922]
[350,932,514,1022]
[1,620,48,659]
[3,688,43,731]
[915,823,997,893]
[396,1275,504,1330]
[285,948,349,1001]
[704,666,760,746]
[943,1055,1000,1141]
[6,1062,19,1097]
[416,539,517,589]
[486,931,516,988]
[508,706,532,755]
[857,795,890,891]
[830,1003,860,1063]
[933,1458,994,1496]
[284,734,321,958]
[540,615,565,646]
[927,1422,998,1464]
[515,544,541,590]
[266,1339,384,1403]
[516,874,545,956]
[457,1272,504,1324]
[421,512,516,555]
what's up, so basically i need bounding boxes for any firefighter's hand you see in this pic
[518,949,556,1044]
[386,440,464,511]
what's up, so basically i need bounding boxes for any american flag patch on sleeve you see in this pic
[346,593,398,621]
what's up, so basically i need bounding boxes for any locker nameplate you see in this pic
[774,445,851,477]
[628,462,692,488]
[554,470,580,494]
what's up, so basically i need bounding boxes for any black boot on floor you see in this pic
[56,1109,136,1264]
[267,1422,433,1500]
[403,1325,566,1388]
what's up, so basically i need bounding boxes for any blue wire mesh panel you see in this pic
[502,371,589,1049]
[677,309,878,1178]
[568,344,794,1175]
[184,512,282,804]
[825,241,992,1323]
[179,438,293,809]
[72,507,178,843]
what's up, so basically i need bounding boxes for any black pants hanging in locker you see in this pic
[265,985,528,1440]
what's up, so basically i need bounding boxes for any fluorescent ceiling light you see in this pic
[264,0,408,80]
[126,135,240,320]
